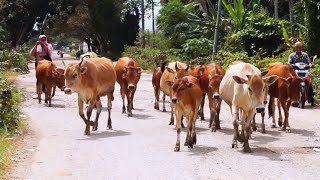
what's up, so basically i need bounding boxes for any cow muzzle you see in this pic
[172,98,177,104]
[128,85,135,90]
[292,102,299,107]
[64,88,72,95]
[256,107,265,113]
[60,86,66,91]
[213,94,220,99]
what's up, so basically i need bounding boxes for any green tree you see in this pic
[306,0,320,56]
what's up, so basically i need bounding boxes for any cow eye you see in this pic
[72,74,77,79]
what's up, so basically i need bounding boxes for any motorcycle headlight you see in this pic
[301,82,305,86]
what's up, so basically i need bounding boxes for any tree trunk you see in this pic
[141,0,146,48]
[306,0,320,56]
[152,0,155,37]
[288,0,294,36]
[274,0,279,20]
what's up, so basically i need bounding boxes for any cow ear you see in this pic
[261,70,269,76]
[232,76,247,84]
[80,67,87,74]
[52,70,57,77]
[166,66,174,73]
[137,67,142,74]
[165,80,174,87]
[264,75,278,85]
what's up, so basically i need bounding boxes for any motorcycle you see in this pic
[291,55,317,109]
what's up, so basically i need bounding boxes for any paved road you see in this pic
[9,52,320,179]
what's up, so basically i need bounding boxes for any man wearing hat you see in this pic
[30,34,53,68]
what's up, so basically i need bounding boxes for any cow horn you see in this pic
[175,62,178,71]
[185,64,190,71]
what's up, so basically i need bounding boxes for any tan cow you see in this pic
[64,57,116,135]
[115,57,141,117]
[36,60,65,107]
[159,61,190,125]
[166,76,202,152]
[266,62,303,132]
[220,62,278,152]
[194,63,225,132]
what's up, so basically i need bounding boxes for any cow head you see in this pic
[232,72,278,113]
[53,68,66,91]
[208,74,224,99]
[278,76,303,107]
[64,61,87,95]
[166,78,194,104]
[122,66,142,90]
[192,65,205,79]
[166,62,191,80]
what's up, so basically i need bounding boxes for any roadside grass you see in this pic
[0,71,25,179]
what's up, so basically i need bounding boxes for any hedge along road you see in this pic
[9,51,320,179]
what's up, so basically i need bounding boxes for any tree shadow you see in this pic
[217,127,234,136]
[76,130,131,141]
[240,146,285,161]
[251,135,280,145]
[289,128,316,137]
[130,113,152,120]
[48,104,66,108]
[187,145,218,156]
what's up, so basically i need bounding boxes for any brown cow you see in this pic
[160,61,190,125]
[152,62,167,110]
[64,57,116,135]
[166,76,202,152]
[194,63,225,132]
[220,62,278,152]
[266,62,303,132]
[115,57,141,117]
[36,60,65,107]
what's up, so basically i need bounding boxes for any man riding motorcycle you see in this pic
[288,41,317,107]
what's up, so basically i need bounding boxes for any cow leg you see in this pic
[283,101,291,133]
[92,97,102,131]
[120,88,126,114]
[127,90,133,117]
[243,110,254,153]
[208,92,214,129]
[215,98,222,130]
[199,94,205,120]
[269,98,277,128]
[36,81,42,104]
[277,99,283,127]
[154,86,160,110]
[261,111,266,133]
[85,99,97,134]
[187,116,194,148]
[231,105,240,148]
[174,111,183,152]
[162,93,166,112]
[251,114,257,132]
[46,84,53,107]
[78,98,93,135]
[131,88,136,110]
[169,101,175,125]
[51,85,56,98]
[107,93,113,130]
[181,116,185,128]
[192,110,198,145]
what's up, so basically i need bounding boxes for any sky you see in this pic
[141,1,161,30]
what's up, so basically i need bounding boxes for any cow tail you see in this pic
[160,61,167,73]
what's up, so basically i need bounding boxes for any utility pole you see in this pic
[212,0,222,61]
[141,0,146,48]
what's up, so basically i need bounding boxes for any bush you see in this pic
[122,46,169,71]
[0,50,29,73]
[0,77,22,132]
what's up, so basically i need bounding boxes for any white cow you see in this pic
[219,62,278,152]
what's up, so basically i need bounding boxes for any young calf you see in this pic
[166,76,202,152]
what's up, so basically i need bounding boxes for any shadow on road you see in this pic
[243,146,284,161]
[187,145,218,156]
[48,104,66,108]
[289,128,316,137]
[76,130,131,141]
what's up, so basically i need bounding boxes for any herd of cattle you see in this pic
[35,52,305,152]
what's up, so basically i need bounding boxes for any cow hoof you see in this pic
[243,147,252,153]
[286,129,291,133]
[201,117,205,120]
[216,124,221,130]
[278,121,283,127]
[232,144,237,148]
[169,122,174,125]
[174,146,180,152]
[49,104,52,107]
[163,109,166,112]
[262,129,266,134]
[89,121,94,126]
[92,127,98,131]
[84,130,90,135]
[128,113,133,117]
[252,126,257,131]
[211,128,216,132]
[188,143,193,148]
[271,124,276,128]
